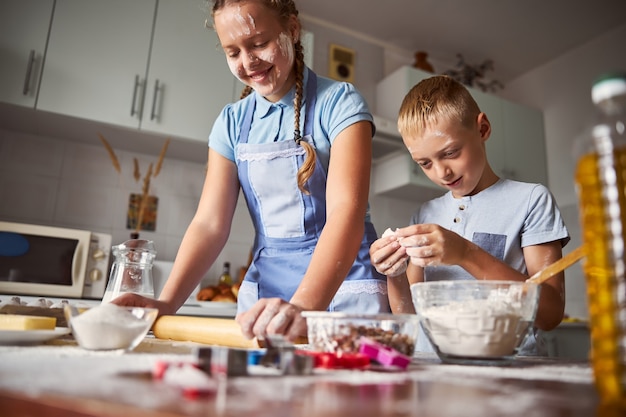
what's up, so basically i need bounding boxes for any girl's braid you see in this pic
[292,39,316,194]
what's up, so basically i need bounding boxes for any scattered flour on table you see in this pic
[409,360,594,416]
[0,345,191,409]
[0,342,593,416]
[413,359,593,384]
[70,303,148,350]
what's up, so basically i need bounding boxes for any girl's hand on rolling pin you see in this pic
[236,298,306,342]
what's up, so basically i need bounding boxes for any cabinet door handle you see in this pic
[131,74,141,117]
[22,50,36,95]
[150,79,160,121]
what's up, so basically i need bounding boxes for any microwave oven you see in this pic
[0,221,112,299]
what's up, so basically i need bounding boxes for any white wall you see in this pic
[501,23,626,207]
[0,128,254,287]
[497,23,626,320]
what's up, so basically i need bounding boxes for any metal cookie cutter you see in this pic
[194,346,249,377]
[261,334,314,375]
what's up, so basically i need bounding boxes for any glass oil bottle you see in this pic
[574,72,626,408]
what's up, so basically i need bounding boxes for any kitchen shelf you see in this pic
[372,150,444,202]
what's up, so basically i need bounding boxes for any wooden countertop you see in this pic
[0,335,606,417]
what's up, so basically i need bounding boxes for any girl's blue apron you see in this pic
[235,71,390,315]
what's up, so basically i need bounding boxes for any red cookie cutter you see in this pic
[295,349,370,369]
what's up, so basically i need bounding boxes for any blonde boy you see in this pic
[369,75,569,354]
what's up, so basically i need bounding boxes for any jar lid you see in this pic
[592,72,626,104]
[113,239,156,257]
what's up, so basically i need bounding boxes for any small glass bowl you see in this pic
[301,311,421,356]
[410,280,541,364]
[64,304,158,351]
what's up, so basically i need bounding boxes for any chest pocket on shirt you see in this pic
[472,232,506,261]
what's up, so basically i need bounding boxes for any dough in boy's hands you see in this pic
[379,227,408,277]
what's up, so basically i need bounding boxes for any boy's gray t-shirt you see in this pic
[409,178,570,355]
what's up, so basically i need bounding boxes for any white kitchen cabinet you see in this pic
[456,88,549,184]
[37,0,155,129]
[500,100,547,184]
[374,66,547,201]
[37,0,237,142]
[0,0,55,108]
[372,150,445,201]
[376,66,431,122]
[139,0,236,141]
[467,88,506,179]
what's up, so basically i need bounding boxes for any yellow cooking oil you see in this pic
[575,149,626,405]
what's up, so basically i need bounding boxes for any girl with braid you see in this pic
[113,0,390,340]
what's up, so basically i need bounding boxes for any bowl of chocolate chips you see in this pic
[301,312,420,357]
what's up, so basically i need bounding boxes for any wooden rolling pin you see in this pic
[152,315,308,348]
[152,316,260,348]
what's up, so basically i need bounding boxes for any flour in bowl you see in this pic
[421,296,531,358]
[69,303,155,351]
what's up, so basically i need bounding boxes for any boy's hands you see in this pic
[394,224,470,267]
[370,224,472,276]
[369,232,409,277]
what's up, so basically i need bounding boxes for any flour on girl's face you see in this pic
[243,32,292,70]
[215,1,298,102]
[221,8,289,83]
[277,32,294,65]
[227,31,294,91]
[228,6,256,40]
[254,32,293,83]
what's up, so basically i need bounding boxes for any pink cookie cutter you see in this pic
[358,336,411,370]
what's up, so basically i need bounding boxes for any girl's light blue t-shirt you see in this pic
[208,67,375,176]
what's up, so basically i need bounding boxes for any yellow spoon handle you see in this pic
[526,245,585,285]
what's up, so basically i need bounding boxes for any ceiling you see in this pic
[297,0,626,83]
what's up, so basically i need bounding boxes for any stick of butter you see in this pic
[0,314,56,330]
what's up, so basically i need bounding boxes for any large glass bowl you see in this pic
[301,311,421,356]
[410,280,541,364]
[65,303,158,351]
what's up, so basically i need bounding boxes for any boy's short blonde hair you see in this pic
[397,75,481,139]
